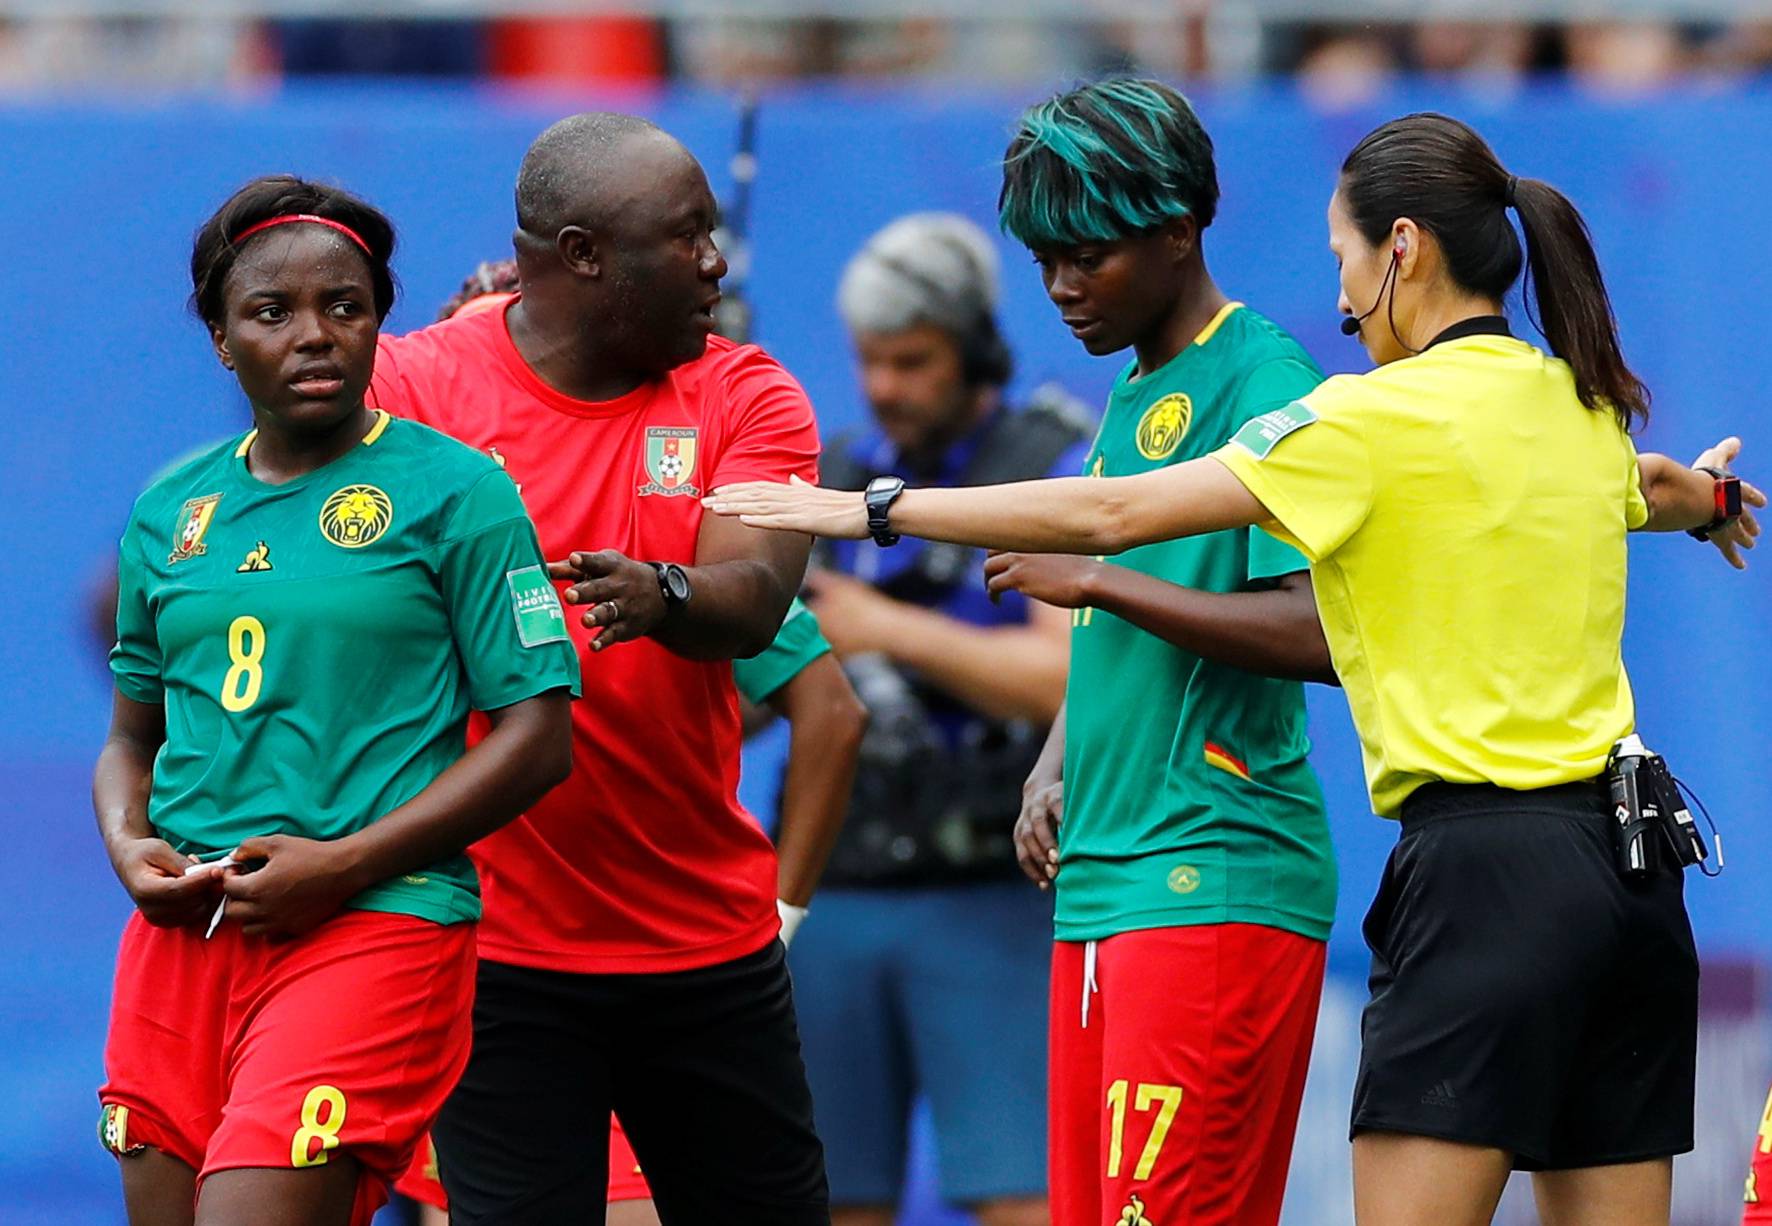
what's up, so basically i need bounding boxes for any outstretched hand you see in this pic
[1692,437,1764,570]
[704,476,869,540]
[548,550,669,652]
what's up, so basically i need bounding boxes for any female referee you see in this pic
[94,175,579,1226]
[708,112,1762,1226]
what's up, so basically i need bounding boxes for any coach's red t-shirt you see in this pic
[368,299,819,973]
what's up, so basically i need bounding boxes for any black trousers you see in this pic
[434,940,829,1224]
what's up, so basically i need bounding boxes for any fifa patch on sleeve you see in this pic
[506,565,569,647]
[1230,401,1318,460]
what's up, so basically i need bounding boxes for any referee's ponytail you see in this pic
[1341,114,1649,432]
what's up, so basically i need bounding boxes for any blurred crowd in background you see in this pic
[8,9,1772,98]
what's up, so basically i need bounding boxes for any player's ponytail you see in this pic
[1340,113,1648,432]
[191,175,398,327]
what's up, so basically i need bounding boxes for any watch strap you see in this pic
[1689,466,1742,540]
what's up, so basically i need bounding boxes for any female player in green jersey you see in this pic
[94,176,579,1226]
[851,80,1338,1226]
[708,110,1760,1226]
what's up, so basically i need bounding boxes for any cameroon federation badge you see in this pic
[169,493,223,564]
[1136,393,1192,461]
[319,484,393,549]
[639,427,699,497]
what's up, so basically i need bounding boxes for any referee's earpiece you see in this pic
[1340,238,1410,338]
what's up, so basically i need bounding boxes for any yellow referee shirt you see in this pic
[1214,322,1649,817]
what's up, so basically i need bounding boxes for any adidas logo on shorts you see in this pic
[1420,1080,1458,1110]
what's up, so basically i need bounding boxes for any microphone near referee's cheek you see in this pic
[1341,240,1406,337]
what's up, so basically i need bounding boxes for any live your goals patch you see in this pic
[1231,401,1317,460]
[507,565,569,647]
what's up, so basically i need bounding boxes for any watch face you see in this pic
[663,565,692,602]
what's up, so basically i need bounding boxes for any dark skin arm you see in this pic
[222,689,573,936]
[995,558,1333,893]
[984,554,1337,685]
[764,653,867,908]
[551,513,812,662]
[93,691,224,927]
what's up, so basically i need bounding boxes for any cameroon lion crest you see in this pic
[319,484,393,549]
[1135,393,1193,461]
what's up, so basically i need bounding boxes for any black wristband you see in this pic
[649,561,693,610]
[864,476,906,548]
[1688,466,1742,540]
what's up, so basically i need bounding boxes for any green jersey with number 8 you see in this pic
[110,410,581,925]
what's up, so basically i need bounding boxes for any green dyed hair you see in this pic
[998,78,1218,250]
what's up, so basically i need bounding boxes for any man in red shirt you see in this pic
[367,112,827,1224]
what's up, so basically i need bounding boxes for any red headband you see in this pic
[230,213,372,256]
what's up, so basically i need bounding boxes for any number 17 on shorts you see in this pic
[1049,927,1326,1226]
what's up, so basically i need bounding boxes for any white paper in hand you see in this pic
[186,856,238,939]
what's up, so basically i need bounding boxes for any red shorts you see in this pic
[394,1113,652,1208]
[1745,1082,1772,1223]
[1048,923,1325,1226]
[99,908,475,1226]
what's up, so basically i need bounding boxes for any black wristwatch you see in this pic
[649,561,693,612]
[864,475,906,547]
[1687,466,1743,541]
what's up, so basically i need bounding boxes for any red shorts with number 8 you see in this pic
[99,908,474,1226]
[1048,924,1325,1226]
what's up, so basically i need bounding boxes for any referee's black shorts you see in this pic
[433,938,829,1224]
[1350,778,1698,1170]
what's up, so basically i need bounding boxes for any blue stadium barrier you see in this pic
[2,79,1767,1223]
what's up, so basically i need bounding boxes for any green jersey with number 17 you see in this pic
[1058,303,1336,944]
[110,410,581,926]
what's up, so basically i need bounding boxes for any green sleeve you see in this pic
[1237,358,1323,582]
[109,511,163,703]
[437,471,581,711]
[733,598,832,704]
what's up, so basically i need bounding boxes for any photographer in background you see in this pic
[788,213,1089,1226]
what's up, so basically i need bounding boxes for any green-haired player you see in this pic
[987,79,1338,1226]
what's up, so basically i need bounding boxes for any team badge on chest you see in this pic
[639,427,699,497]
[1136,393,1192,461]
[169,493,223,564]
[319,484,394,548]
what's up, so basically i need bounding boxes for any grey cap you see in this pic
[837,212,1000,340]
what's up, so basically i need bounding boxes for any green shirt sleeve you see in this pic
[733,597,831,704]
[437,470,581,711]
[1236,358,1323,582]
[109,507,163,703]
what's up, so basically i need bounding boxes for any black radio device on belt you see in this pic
[1606,734,1721,879]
